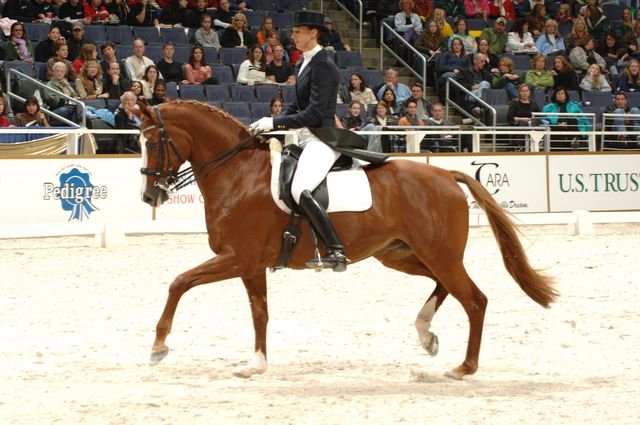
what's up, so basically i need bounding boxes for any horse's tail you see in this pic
[451,170,559,308]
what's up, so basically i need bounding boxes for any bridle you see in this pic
[139,105,258,193]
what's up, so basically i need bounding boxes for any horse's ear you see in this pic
[134,101,153,120]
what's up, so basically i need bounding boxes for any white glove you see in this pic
[249,117,274,135]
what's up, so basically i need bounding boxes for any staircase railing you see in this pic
[333,0,363,52]
[379,22,426,84]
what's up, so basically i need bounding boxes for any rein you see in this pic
[140,105,257,192]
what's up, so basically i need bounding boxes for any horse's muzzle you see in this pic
[143,186,168,207]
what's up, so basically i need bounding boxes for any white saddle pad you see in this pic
[269,149,372,214]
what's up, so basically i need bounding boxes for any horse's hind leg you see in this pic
[232,272,269,378]
[150,250,241,365]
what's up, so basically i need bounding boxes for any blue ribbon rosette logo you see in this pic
[43,166,108,221]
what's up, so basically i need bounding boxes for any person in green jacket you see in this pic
[4,22,34,62]
[525,54,554,90]
[491,56,524,100]
[479,17,508,55]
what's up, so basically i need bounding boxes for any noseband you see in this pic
[139,105,258,193]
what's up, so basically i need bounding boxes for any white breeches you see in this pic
[291,128,340,204]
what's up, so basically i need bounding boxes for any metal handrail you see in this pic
[445,77,497,149]
[379,22,426,85]
[5,67,86,128]
[532,111,597,151]
[334,0,363,52]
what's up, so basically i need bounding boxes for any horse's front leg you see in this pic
[150,249,242,365]
[232,271,269,378]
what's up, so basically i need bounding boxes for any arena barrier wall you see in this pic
[1,152,639,238]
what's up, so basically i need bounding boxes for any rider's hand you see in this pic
[249,117,274,135]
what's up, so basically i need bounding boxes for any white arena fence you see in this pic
[1,127,639,239]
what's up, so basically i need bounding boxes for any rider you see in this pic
[249,11,347,272]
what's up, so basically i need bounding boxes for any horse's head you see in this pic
[136,102,191,207]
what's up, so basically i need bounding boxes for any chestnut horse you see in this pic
[137,100,558,379]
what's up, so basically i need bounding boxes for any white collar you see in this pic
[302,44,323,64]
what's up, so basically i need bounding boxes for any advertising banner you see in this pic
[429,155,549,213]
[548,154,640,212]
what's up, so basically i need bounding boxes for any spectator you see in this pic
[158,0,189,28]
[565,17,589,53]
[184,0,211,28]
[256,16,275,45]
[340,100,364,131]
[270,97,283,118]
[104,61,131,99]
[288,38,302,65]
[58,0,89,24]
[140,65,160,98]
[621,20,640,61]
[107,0,129,23]
[72,43,98,75]
[406,82,432,121]
[604,91,640,146]
[542,86,592,149]
[14,96,49,127]
[3,0,35,23]
[449,17,478,55]
[424,102,457,152]
[237,45,269,85]
[221,13,255,48]
[346,71,377,105]
[569,35,607,75]
[361,100,398,152]
[125,39,157,81]
[536,19,566,56]
[436,37,470,100]
[263,31,287,64]
[551,54,580,91]
[394,0,423,44]
[320,16,352,51]
[463,0,490,20]
[5,22,34,62]
[432,7,453,38]
[616,58,640,92]
[459,53,492,117]
[35,26,64,63]
[45,62,79,124]
[381,88,402,117]
[156,42,187,84]
[525,54,554,90]
[127,0,159,27]
[555,2,572,23]
[129,80,147,102]
[46,40,77,81]
[398,99,426,126]
[489,0,515,21]
[0,98,11,128]
[526,3,547,37]
[214,0,235,30]
[580,63,612,92]
[507,83,540,127]
[265,44,295,85]
[479,17,508,55]
[370,0,404,40]
[148,80,172,105]
[67,22,95,62]
[184,46,216,84]
[114,91,141,151]
[584,2,609,43]
[84,0,110,22]
[614,7,635,39]
[228,0,250,11]
[377,68,412,104]
[477,38,499,72]
[75,59,109,99]
[194,13,221,49]
[507,18,537,54]
[597,33,623,76]
[491,56,522,100]
[415,19,447,86]
[100,42,131,82]
[32,0,54,23]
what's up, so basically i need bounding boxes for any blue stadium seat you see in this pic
[144,44,164,62]
[106,26,134,45]
[4,61,34,78]
[532,89,546,108]
[179,84,206,100]
[466,18,488,31]
[211,65,235,84]
[251,0,275,11]
[160,27,188,44]
[166,82,179,99]
[118,45,133,59]
[582,91,613,107]
[335,103,349,118]
[481,88,508,105]
[251,102,271,119]
[367,103,376,117]
[84,25,107,44]
[133,27,163,44]
[201,46,219,64]
[83,99,107,110]
[231,85,256,101]
[269,12,293,29]
[34,62,48,81]
[280,85,296,103]
[173,44,191,63]
[205,84,231,101]
[338,68,352,86]
[208,100,223,109]
[602,3,624,21]
[244,10,267,29]
[255,84,280,102]
[358,68,384,88]
[23,22,49,43]
[223,101,251,118]
[107,98,120,111]
[558,21,572,36]
[220,47,248,65]
[625,91,640,108]
[511,55,532,71]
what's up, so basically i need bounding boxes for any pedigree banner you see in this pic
[428,155,549,213]
[548,154,640,212]
[0,157,150,226]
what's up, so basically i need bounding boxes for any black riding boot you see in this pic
[298,190,348,272]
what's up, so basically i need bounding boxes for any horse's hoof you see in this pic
[444,370,464,380]
[426,334,439,357]
[232,365,260,379]
[149,346,169,366]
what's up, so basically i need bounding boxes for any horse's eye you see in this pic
[146,142,159,151]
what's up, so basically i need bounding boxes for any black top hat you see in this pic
[292,11,327,31]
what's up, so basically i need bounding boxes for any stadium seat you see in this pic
[173,44,191,63]
[201,46,219,64]
[602,3,624,21]
[4,61,34,78]
[231,85,257,102]
[269,12,293,29]
[207,100,223,109]
[179,84,206,100]
[84,25,107,44]
[532,89,546,108]
[558,21,572,36]
[23,22,49,43]
[255,84,280,102]
[34,62,48,81]
[358,68,384,88]
[144,44,164,62]
[236,116,252,126]
[280,85,296,103]
[160,27,188,44]
[223,101,251,119]
[118,45,133,59]
[106,26,134,45]
[244,10,267,29]
[166,82,179,99]
[511,55,532,71]
[82,99,107,110]
[133,27,163,44]
[338,68,352,86]
[220,47,248,65]
[466,18,487,31]
[251,0,275,11]
[274,0,305,11]
[205,84,231,101]
[367,103,376,117]
[106,98,120,111]
[335,104,349,118]
[211,65,236,84]
[481,88,508,105]
[251,102,271,119]
[567,90,581,102]
[582,91,613,107]
[625,91,640,108]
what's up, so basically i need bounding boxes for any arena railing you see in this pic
[380,22,426,85]
[333,0,363,52]
[601,113,640,151]
[531,111,596,151]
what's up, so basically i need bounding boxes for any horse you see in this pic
[136,100,558,380]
